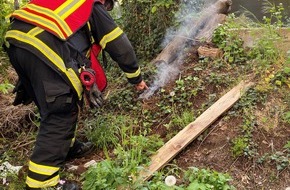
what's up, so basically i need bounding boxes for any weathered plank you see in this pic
[140,80,254,181]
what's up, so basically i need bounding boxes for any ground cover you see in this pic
[0,13,289,190]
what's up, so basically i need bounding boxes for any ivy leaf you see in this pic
[151,6,157,13]
[284,66,290,74]
[283,141,290,149]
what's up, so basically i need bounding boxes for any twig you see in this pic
[226,157,239,173]
[13,139,36,150]
[196,122,219,151]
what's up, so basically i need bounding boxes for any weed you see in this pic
[166,110,195,131]
[85,113,122,150]
[282,110,290,123]
[284,141,290,149]
[257,142,290,172]
[233,88,266,114]
[1,172,25,190]
[183,167,235,190]
[231,137,249,158]
[231,109,258,158]
[248,2,286,70]
[261,1,284,28]
[82,132,164,189]
[269,151,289,171]
[0,82,14,94]
[212,14,248,64]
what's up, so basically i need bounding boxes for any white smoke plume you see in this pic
[139,0,217,100]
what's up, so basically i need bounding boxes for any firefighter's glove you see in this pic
[12,80,32,106]
[85,83,104,109]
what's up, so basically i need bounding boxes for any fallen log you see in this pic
[139,0,232,100]
[139,80,254,181]
[153,0,232,65]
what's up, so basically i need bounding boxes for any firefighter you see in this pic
[4,0,148,189]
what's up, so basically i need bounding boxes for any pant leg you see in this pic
[6,45,79,189]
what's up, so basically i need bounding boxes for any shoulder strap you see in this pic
[86,22,108,68]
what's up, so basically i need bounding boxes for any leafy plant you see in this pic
[284,141,290,149]
[269,151,289,171]
[212,14,248,64]
[85,113,126,150]
[82,132,164,189]
[0,0,13,49]
[121,0,178,60]
[165,110,195,134]
[248,2,286,68]
[282,111,290,124]
[0,82,14,94]
[231,137,249,158]
[261,1,285,28]
[183,167,235,190]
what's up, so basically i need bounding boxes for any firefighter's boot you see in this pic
[66,140,95,160]
[59,181,80,190]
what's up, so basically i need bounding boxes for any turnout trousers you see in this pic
[7,45,79,189]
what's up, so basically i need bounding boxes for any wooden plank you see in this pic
[140,80,254,181]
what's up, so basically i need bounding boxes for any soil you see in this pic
[0,45,289,190]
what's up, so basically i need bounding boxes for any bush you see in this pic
[121,0,178,60]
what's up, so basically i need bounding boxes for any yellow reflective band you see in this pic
[70,137,76,147]
[125,67,141,78]
[67,68,83,98]
[5,30,83,99]
[28,27,44,37]
[87,22,95,43]
[12,10,66,40]
[86,48,91,58]
[29,161,59,176]
[26,175,59,188]
[26,4,72,37]
[57,0,86,19]
[99,27,123,49]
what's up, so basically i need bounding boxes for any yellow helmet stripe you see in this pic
[28,161,59,176]
[99,27,123,49]
[12,10,66,40]
[26,175,59,188]
[5,30,83,99]
[125,67,141,78]
[26,4,72,36]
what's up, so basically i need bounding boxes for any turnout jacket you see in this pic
[5,0,142,99]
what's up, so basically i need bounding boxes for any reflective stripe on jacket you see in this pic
[5,22,83,99]
[11,0,94,40]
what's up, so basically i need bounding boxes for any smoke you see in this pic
[139,0,218,100]
[161,0,207,47]
[162,0,216,46]
[139,60,182,99]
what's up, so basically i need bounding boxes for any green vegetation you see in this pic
[121,0,178,59]
[0,82,13,94]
